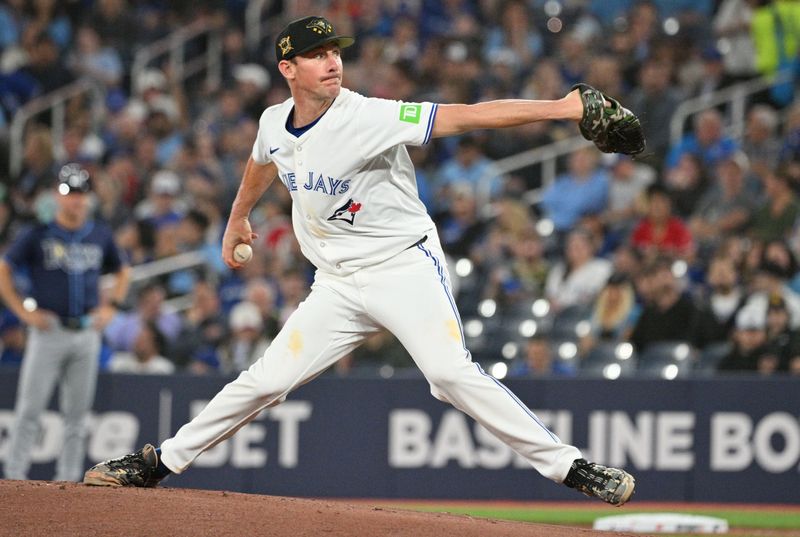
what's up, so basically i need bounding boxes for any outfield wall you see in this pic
[0,371,797,503]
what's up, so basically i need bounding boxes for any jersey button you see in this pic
[305,215,311,220]
[297,146,303,152]
[320,241,326,247]
[298,160,303,166]
[336,263,342,269]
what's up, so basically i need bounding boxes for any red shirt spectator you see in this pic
[631,184,694,259]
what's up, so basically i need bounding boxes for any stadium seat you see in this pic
[636,341,698,379]
[582,340,638,379]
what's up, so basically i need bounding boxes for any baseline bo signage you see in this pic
[0,373,796,503]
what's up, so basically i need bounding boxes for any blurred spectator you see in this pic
[508,335,574,378]
[686,46,738,105]
[345,329,413,373]
[744,255,800,329]
[109,322,175,375]
[171,280,227,370]
[764,293,794,365]
[485,226,549,305]
[242,278,280,340]
[277,270,309,326]
[666,109,739,171]
[66,26,123,87]
[690,152,754,255]
[114,218,155,266]
[482,0,542,76]
[691,255,746,348]
[88,0,137,67]
[218,300,269,374]
[749,165,800,243]
[544,229,612,312]
[435,183,487,258]
[540,147,609,234]
[436,135,504,200]
[19,32,74,95]
[630,183,694,261]
[13,125,58,219]
[584,273,640,349]
[92,162,132,230]
[133,169,186,229]
[751,0,800,79]
[603,155,655,235]
[232,63,271,121]
[630,258,698,352]
[717,305,774,372]
[712,0,757,79]
[628,59,682,164]
[742,104,782,177]
[664,153,709,218]
[104,282,182,353]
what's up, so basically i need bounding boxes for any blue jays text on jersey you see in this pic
[280,171,351,196]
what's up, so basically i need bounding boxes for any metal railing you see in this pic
[8,77,106,179]
[101,250,213,313]
[130,19,223,96]
[669,69,794,146]
[475,71,796,211]
[475,135,593,212]
[245,0,277,54]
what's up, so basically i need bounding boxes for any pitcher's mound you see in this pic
[0,480,636,537]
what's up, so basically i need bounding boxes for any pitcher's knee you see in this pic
[423,365,468,397]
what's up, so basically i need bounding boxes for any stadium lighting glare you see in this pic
[575,320,592,338]
[478,299,497,318]
[674,343,691,361]
[490,361,509,379]
[519,319,538,338]
[615,342,634,360]
[671,259,688,278]
[502,342,519,360]
[558,342,578,360]
[531,299,551,317]
[544,0,562,17]
[536,218,555,237]
[464,319,484,338]
[662,364,679,380]
[663,17,680,35]
[378,365,395,379]
[603,363,622,380]
[546,17,563,33]
[455,258,473,277]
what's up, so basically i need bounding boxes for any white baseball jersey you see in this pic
[252,88,438,274]
[160,87,583,488]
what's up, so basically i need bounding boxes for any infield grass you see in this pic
[378,502,800,536]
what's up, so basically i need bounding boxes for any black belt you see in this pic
[405,235,428,250]
[60,316,87,330]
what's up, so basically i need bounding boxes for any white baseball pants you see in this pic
[160,235,581,482]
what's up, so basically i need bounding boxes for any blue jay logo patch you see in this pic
[327,198,362,225]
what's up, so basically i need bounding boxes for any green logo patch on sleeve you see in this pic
[399,104,422,124]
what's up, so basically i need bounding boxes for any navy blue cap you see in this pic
[58,163,91,195]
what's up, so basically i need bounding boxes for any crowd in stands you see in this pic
[1,0,800,378]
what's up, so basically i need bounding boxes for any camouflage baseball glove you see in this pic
[572,83,646,155]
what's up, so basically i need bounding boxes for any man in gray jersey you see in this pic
[1,163,130,482]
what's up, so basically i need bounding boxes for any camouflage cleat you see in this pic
[563,458,635,506]
[83,444,163,488]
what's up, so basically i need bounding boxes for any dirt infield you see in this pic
[0,480,641,537]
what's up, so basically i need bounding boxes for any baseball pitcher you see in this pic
[84,16,642,505]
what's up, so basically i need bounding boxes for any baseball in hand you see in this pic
[233,243,253,263]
